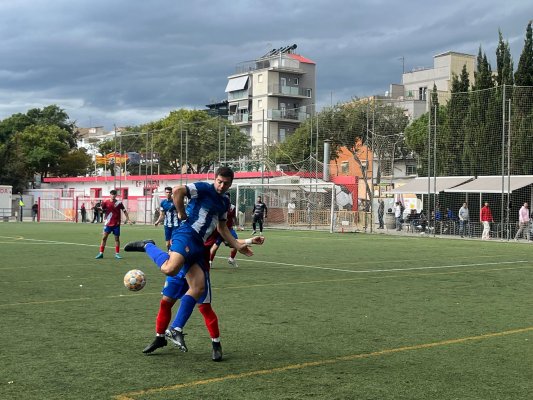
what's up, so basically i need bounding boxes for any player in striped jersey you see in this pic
[154,186,181,250]
[125,167,257,353]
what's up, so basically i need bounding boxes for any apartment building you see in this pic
[225,44,316,152]
[390,51,476,120]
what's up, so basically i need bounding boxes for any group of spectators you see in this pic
[377,199,533,241]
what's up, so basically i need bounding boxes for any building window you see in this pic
[341,161,349,174]
[258,74,263,83]
[258,99,263,108]
[279,128,286,143]
[419,87,427,101]
[406,165,417,175]
[306,88,312,98]
[294,77,299,85]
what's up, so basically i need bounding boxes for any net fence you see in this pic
[231,182,363,232]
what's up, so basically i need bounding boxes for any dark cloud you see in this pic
[0,0,530,129]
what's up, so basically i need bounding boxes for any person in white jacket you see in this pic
[514,202,530,241]
[458,203,470,238]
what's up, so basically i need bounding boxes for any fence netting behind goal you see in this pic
[231,183,363,232]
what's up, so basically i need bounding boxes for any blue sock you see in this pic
[170,295,197,330]
[145,243,169,269]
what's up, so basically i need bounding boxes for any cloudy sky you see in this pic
[0,0,530,130]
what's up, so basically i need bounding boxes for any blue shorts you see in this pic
[103,225,120,236]
[161,269,212,304]
[215,228,238,246]
[164,226,174,241]
[169,227,205,270]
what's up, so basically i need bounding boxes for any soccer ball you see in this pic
[123,269,146,291]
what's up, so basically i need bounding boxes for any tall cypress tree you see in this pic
[511,21,533,174]
[514,21,533,86]
[496,29,514,86]
[444,71,469,176]
[464,47,498,175]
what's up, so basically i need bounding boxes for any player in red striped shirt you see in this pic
[95,189,130,259]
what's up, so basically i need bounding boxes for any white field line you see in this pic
[0,236,96,247]
[238,258,529,274]
[2,235,529,275]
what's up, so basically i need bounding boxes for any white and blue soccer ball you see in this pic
[123,269,146,291]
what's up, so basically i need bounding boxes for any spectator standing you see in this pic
[377,199,384,229]
[18,192,24,222]
[394,201,402,231]
[287,200,296,225]
[458,203,469,238]
[92,200,102,223]
[480,202,494,240]
[31,202,38,222]
[80,203,87,223]
[514,202,530,241]
[252,196,268,235]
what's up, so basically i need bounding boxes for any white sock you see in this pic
[212,337,220,343]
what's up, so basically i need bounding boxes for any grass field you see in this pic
[1,222,532,400]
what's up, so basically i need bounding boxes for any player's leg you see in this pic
[164,226,172,251]
[95,230,110,258]
[124,239,185,276]
[143,294,177,354]
[258,218,264,234]
[252,215,257,234]
[198,303,222,361]
[114,227,122,259]
[227,228,239,267]
[166,263,206,352]
[210,240,222,268]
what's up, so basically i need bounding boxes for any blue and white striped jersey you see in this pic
[183,182,229,242]
[160,199,180,228]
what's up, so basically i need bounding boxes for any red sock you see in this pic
[115,245,120,253]
[99,245,104,253]
[230,248,237,258]
[155,299,174,334]
[198,303,220,339]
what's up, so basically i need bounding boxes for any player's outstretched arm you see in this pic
[239,236,265,245]
[218,221,254,256]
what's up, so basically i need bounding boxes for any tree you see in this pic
[511,21,533,174]
[442,67,469,175]
[514,21,533,86]
[0,105,77,187]
[17,125,71,178]
[273,101,408,199]
[496,29,514,86]
[0,139,31,191]
[54,148,93,177]
[96,109,251,176]
[463,48,498,175]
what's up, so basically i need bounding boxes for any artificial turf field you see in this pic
[0,222,532,400]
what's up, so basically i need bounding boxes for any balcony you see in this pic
[234,54,304,75]
[268,109,309,122]
[228,89,249,101]
[228,113,251,124]
[268,84,312,98]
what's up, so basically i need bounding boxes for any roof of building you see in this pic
[287,53,316,65]
[434,51,475,59]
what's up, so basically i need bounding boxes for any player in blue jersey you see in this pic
[124,167,256,353]
[154,186,181,250]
